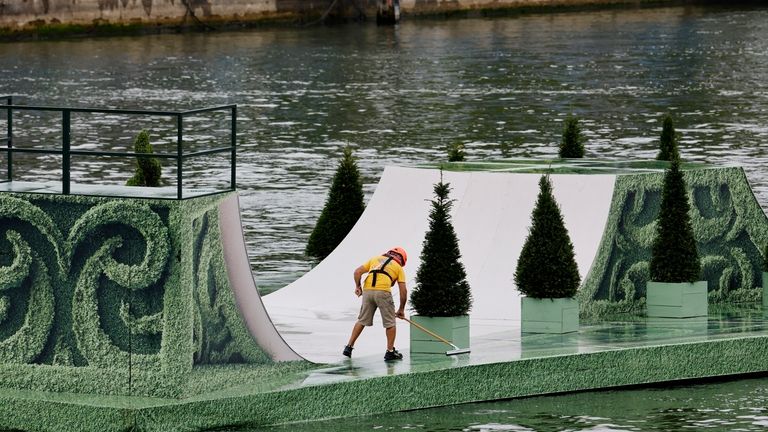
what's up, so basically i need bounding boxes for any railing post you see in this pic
[177,114,183,200]
[230,106,236,191]
[6,96,11,182]
[62,109,71,195]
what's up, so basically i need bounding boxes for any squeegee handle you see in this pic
[399,316,460,350]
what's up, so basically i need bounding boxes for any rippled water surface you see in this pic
[2,5,768,292]
[250,376,768,431]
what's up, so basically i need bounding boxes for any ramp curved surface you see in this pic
[220,194,303,362]
[261,166,616,363]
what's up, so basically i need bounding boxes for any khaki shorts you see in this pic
[357,290,396,328]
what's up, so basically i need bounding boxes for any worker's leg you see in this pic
[385,325,396,351]
[377,291,397,351]
[348,290,375,348]
[347,322,365,347]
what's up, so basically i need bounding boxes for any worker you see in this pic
[343,247,408,361]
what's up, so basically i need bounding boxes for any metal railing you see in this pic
[0,95,236,200]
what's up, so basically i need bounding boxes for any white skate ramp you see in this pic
[220,194,303,362]
[261,167,615,364]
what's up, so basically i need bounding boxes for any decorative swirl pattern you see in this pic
[0,195,170,368]
[0,231,29,327]
[69,200,170,367]
[0,231,32,291]
[0,196,66,274]
[119,301,162,335]
[67,201,170,290]
[0,255,55,364]
[0,228,55,364]
[72,237,161,369]
[580,168,768,317]
[0,190,269,394]
[192,210,270,365]
[0,296,8,324]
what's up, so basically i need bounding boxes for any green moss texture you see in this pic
[0,191,271,400]
[580,167,768,317]
[2,334,768,431]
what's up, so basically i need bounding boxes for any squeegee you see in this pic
[400,316,470,356]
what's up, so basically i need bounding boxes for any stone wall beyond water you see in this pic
[0,0,679,33]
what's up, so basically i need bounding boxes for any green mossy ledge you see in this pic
[4,335,768,431]
[580,167,768,318]
[0,191,272,399]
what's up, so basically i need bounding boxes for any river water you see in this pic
[2,4,768,430]
[252,376,768,431]
[2,4,768,292]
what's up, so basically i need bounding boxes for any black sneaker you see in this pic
[384,348,403,361]
[342,345,353,358]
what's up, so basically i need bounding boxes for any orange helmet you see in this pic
[386,247,407,266]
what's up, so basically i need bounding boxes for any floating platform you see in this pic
[3,307,768,431]
[2,159,768,431]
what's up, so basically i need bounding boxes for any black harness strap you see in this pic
[371,256,395,287]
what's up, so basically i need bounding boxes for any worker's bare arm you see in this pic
[396,281,407,318]
[353,265,366,297]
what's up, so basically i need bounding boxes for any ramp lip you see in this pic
[220,194,305,363]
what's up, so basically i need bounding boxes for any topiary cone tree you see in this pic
[126,130,162,187]
[649,158,700,283]
[447,142,466,162]
[410,178,472,317]
[559,116,585,158]
[646,157,706,318]
[515,175,580,299]
[656,114,680,162]
[305,146,365,261]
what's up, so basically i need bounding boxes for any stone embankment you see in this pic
[0,0,678,37]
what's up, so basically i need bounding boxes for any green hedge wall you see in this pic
[191,208,270,365]
[580,167,768,317]
[0,191,272,399]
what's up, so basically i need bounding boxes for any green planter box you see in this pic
[520,297,578,334]
[763,272,768,309]
[409,315,469,355]
[646,281,708,318]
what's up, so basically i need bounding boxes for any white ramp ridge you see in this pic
[258,167,616,364]
[220,194,303,362]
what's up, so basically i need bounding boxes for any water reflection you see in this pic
[1,6,768,292]
[249,376,768,431]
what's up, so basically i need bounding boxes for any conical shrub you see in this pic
[410,178,472,316]
[126,130,162,187]
[656,114,680,161]
[448,143,465,162]
[514,175,580,299]
[649,158,700,282]
[559,116,585,158]
[305,147,365,261]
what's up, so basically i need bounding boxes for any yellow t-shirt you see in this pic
[362,255,406,292]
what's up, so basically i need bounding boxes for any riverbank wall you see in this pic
[0,0,736,39]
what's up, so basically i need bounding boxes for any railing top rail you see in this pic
[180,105,237,115]
[0,104,235,117]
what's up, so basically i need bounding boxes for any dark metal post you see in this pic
[230,106,237,191]
[6,96,12,181]
[62,110,71,195]
[177,114,183,200]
